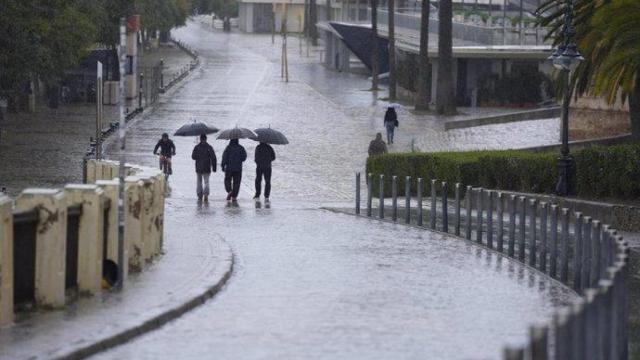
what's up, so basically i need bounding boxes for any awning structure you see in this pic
[329,22,389,74]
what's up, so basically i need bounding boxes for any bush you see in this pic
[366,144,640,200]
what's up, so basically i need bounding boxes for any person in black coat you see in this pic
[383,107,398,144]
[191,134,217,202]
[253,142,276,201]
[221,139,247,201]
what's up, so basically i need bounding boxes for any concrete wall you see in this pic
[0,160,165,325]
[240,2,305,33]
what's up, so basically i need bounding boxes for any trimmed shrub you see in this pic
[366,144,640,200]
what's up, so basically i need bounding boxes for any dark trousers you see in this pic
[255,166,272,198]
[224,171,242,198]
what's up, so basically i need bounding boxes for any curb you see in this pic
[444,106,562,130]
[55,247,234,360]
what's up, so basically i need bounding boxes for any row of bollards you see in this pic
[355,172,630,360]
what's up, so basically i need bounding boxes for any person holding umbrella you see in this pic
[253,142,275,201]
[251,127,289,202]
[191,134,217,202]
[221,139,247,202]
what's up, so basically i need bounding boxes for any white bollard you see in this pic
[0,195,14,325]
[65,184,105,295]
[15,189,67,308]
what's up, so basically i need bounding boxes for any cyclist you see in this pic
[153,133,176,175]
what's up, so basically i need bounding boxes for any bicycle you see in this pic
[158,154,173,180]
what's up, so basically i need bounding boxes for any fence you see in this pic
[355,172,629,360]
[0,161,165,326]
[374,8,550,46]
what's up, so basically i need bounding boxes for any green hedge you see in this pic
[366,144,640,200]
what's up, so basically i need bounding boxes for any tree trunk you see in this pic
[310,0,318,45]
[371,0,379,90]
[414,0,430,110]
[436,0,457,115]
[629,76,640,140]
[388,0,396,100]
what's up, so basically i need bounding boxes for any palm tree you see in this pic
[415,0,430,110]
[436,0,456,115]
[388,0,397,100]
[371,0,380,90]
[538,0,640,138]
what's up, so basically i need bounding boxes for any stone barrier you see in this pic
[0,160,165,326]
[355,172,630,359]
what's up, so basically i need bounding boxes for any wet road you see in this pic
[95,21,574,359]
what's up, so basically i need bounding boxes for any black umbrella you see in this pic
[174,122,219,136]
[251,127,289,145]
[217,127,256,140]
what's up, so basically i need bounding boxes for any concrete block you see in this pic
[15,189,66,309]
[65,184,105,295]
[125,177,144,272]
[0,195,14,326]
[86,160,97,184]
[96,180,122,268]
[154,174,165,255]
[139,176,155,261]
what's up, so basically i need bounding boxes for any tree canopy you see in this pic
[538,0,640,137]
[0,0,195,99]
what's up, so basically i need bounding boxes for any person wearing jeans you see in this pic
[383,106,398,145]
[191,134,217,202]
[221,139,247,202]
[254,142,276,201]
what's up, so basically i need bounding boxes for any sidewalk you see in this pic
[0,43,194,197]
[0,196,233,360]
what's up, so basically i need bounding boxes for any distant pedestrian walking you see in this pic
[253,142,276,201]
[191,134,217,202]
[368,133,388,156]
[384,106,398,144]
[221,139,247,202]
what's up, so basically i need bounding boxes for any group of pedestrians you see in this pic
[368,106,399,157]
[156,133,276,203]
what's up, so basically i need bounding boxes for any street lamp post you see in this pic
[548,0,583,196]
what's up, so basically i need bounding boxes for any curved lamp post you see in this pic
[548,0,583,196]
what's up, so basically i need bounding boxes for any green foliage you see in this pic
[366,144,640,200]
[0,0,195,100]
[136,0,191,33]
[537,0,640,116]
[0,0,99,97]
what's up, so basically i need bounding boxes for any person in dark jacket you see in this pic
[253,142,276,201]
[221,139,247,201]
[153,133,176,174]
[383,107,398,144]
[368,133,388,156]
[191,134,217,202]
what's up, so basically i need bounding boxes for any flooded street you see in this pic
[89,21,575,359]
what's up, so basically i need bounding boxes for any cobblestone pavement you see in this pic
[90,22,576,359]
[0,45,193,196]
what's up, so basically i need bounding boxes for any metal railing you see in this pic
[355,172,629,359]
